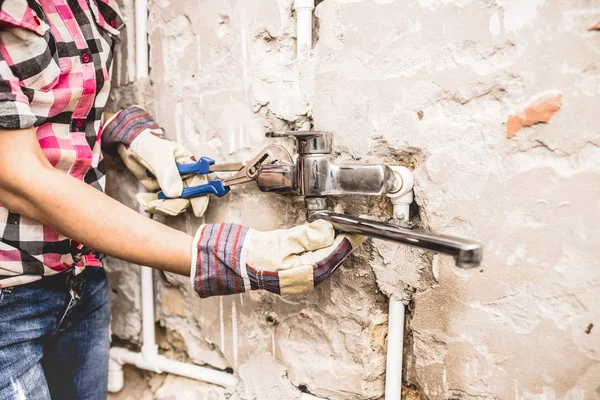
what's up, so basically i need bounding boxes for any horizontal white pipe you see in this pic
[110,347,237,388]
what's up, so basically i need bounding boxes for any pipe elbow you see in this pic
[108,355,124,393]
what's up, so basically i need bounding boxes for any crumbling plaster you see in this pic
[106,0,600,399]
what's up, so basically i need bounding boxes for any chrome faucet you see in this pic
[256,131,483,268]
[259,131,400,196]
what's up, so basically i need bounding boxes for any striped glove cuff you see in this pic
[101,105,162,155]
[191,224,253,298]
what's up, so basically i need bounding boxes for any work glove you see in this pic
[190,217,366,298]
[102,106,209,217]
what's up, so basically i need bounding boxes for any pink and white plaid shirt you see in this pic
[0,0,124,287]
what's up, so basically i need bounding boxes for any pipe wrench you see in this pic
[155,144,293,199]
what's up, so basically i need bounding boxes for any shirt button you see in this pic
[75,119,85,128]
[110,19,118,28]
[81,52,91,64]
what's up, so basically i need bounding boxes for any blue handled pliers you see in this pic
[151,144,292,199]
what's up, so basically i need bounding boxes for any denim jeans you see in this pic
[0,267,111,400]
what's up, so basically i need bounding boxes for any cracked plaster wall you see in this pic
[105,0,600,399]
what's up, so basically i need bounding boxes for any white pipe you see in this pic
[110,348,237,388]
[384,300,405,400]
[295,0,314,58]
[135,0,148,78]
[136,0,154,361]
[296,2,409,397]
[384,166,413,399]
[108,265,238,392]
[107,356,124,393]
[141,266,158,359]
[387,166,414,221]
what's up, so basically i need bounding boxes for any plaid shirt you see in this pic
[0,0,124,287]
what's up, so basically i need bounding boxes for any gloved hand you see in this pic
[190,219,366,297]
[102,106,208,217]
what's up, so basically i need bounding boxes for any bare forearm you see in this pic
[0,129,193,276]
[25,167,192,274]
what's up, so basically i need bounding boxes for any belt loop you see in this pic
[66,269,82,300]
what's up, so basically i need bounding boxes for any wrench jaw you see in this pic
[223,145,294,187]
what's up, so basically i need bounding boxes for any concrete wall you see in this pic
[106,0,600,399]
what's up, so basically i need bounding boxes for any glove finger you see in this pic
[136,192,160,214]
[186,175,210,218]
[152,157,184,198]
[276,220,335,257]
[155,198,191,216]
[118,144,161,190]
[139,178,160,192]
[117,144,149,182]
[136,192,190,216]
[332,203,368,243]
[155,143,195,197]
[310,233,365,287]
[282,252,314,270]
[311,233,365,259]
[284,234,365,269]
[174,148,194,164]
[129,132,184,198]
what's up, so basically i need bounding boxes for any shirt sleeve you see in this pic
[0,44,36,130]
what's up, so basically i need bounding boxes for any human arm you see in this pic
[0,127,193,275]
[0,127,365,294]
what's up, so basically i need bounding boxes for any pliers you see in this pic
[154,144,293,199]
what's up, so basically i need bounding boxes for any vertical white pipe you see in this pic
[135,0,148,78]
[135,0,154,360]
[141,266,158,359]
[295,0,314,58]
[384,300,405,400]
[384,171,412,400]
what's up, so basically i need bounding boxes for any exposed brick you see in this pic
[507,92,562,138]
